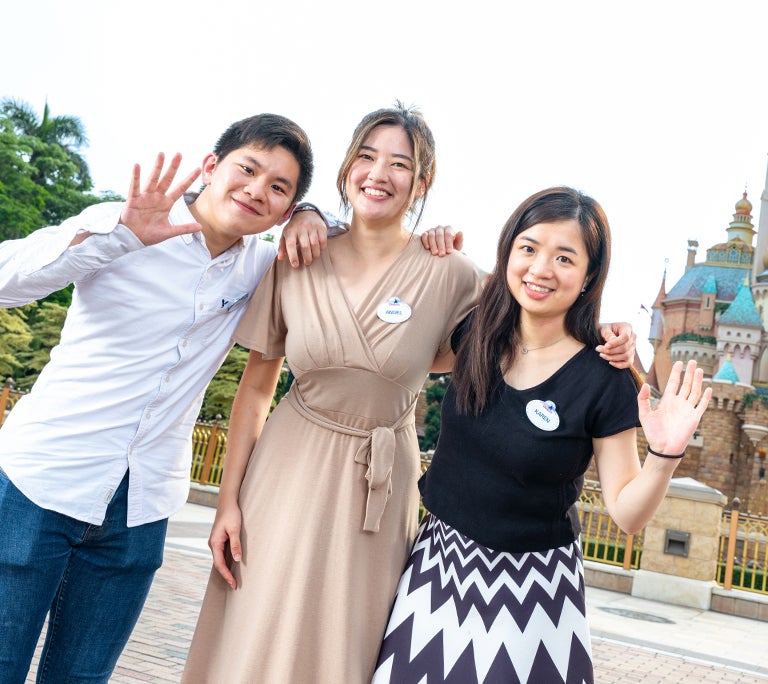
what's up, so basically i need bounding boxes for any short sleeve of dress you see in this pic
[435,253,486,359]
[233,259,287,358]
[586,366,641,438]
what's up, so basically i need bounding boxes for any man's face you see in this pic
[199,144,300,244]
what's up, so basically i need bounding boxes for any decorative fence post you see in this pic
[198,415,222,486]
[0,378,15,428]
[722,498,741,591]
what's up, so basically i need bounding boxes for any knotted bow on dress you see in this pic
[286,386,416,533]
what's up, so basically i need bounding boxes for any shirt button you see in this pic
[181,340,188,347]
[164,376,171,383]
[145,412,152,420]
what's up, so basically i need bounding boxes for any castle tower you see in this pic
[726,191,756,245]
[716,275,763,383]
[650,192,755,390]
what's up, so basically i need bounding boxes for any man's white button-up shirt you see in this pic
[0,196,277,526]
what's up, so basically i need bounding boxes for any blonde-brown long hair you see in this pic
[336,102,436,228]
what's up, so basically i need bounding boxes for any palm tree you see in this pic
[0,98,92,190]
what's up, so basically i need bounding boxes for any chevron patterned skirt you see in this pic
[372,513,593,684]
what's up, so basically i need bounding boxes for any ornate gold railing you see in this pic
[190,418,228,487]
[718,499,768,595]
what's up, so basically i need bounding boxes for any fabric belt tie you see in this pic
[285,386,415,533]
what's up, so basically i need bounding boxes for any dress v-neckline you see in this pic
[324,237,417,320]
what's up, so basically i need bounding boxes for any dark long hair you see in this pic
[452,186,612,415]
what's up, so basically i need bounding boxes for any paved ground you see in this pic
[25,503,768,683]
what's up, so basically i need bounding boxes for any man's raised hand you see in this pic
[119,153,202,245]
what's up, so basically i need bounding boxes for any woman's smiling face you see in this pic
[345,124,421,225]
[506,219,590,321]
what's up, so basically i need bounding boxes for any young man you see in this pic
[0,113,342,683]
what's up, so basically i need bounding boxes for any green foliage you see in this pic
[200,345,250,421]
[1,98,91,190]
[199,345,293,422]
[425,380,447,405]
[418,374,450,451]
[0,99,117,242]
[0,307,32,378]
[669,331,717,346]
[742,392,768,410]
[41,285,74,308]
[16,301,68,390]
[0,121,48,239]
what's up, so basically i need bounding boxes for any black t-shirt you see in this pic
[420,334,640,553]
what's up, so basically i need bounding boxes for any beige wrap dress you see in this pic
[182,238,484,683]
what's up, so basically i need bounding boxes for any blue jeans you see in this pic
[0,468,168,683]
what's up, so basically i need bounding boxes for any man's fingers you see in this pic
[283,235,300,267]
[128,163,141,198]
[300,235,321,266]
[276,235,288,261]
[169,167,201,200]
[143,152,165,193]
[156,153,183,194]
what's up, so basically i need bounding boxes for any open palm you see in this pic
[638,360,712,457]
[119,152,202,246]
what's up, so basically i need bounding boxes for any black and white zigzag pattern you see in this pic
[373,514,593,684]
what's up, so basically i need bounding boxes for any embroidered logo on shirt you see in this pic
[220,293,249,312]
[376,297,412,324]
[525,399,560,431]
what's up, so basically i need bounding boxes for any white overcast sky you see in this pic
[3,0,768,367]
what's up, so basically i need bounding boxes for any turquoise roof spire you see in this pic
[718,277,762,328]
[713,355,740,383]
[702,275,717,294]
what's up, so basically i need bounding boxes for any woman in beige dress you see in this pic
[182,105,633,683]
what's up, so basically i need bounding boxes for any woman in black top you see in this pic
[373,187,711,684]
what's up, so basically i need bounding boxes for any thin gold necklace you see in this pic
[521,335,568,354]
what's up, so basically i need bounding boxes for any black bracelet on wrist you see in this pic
[647,446,686,459]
